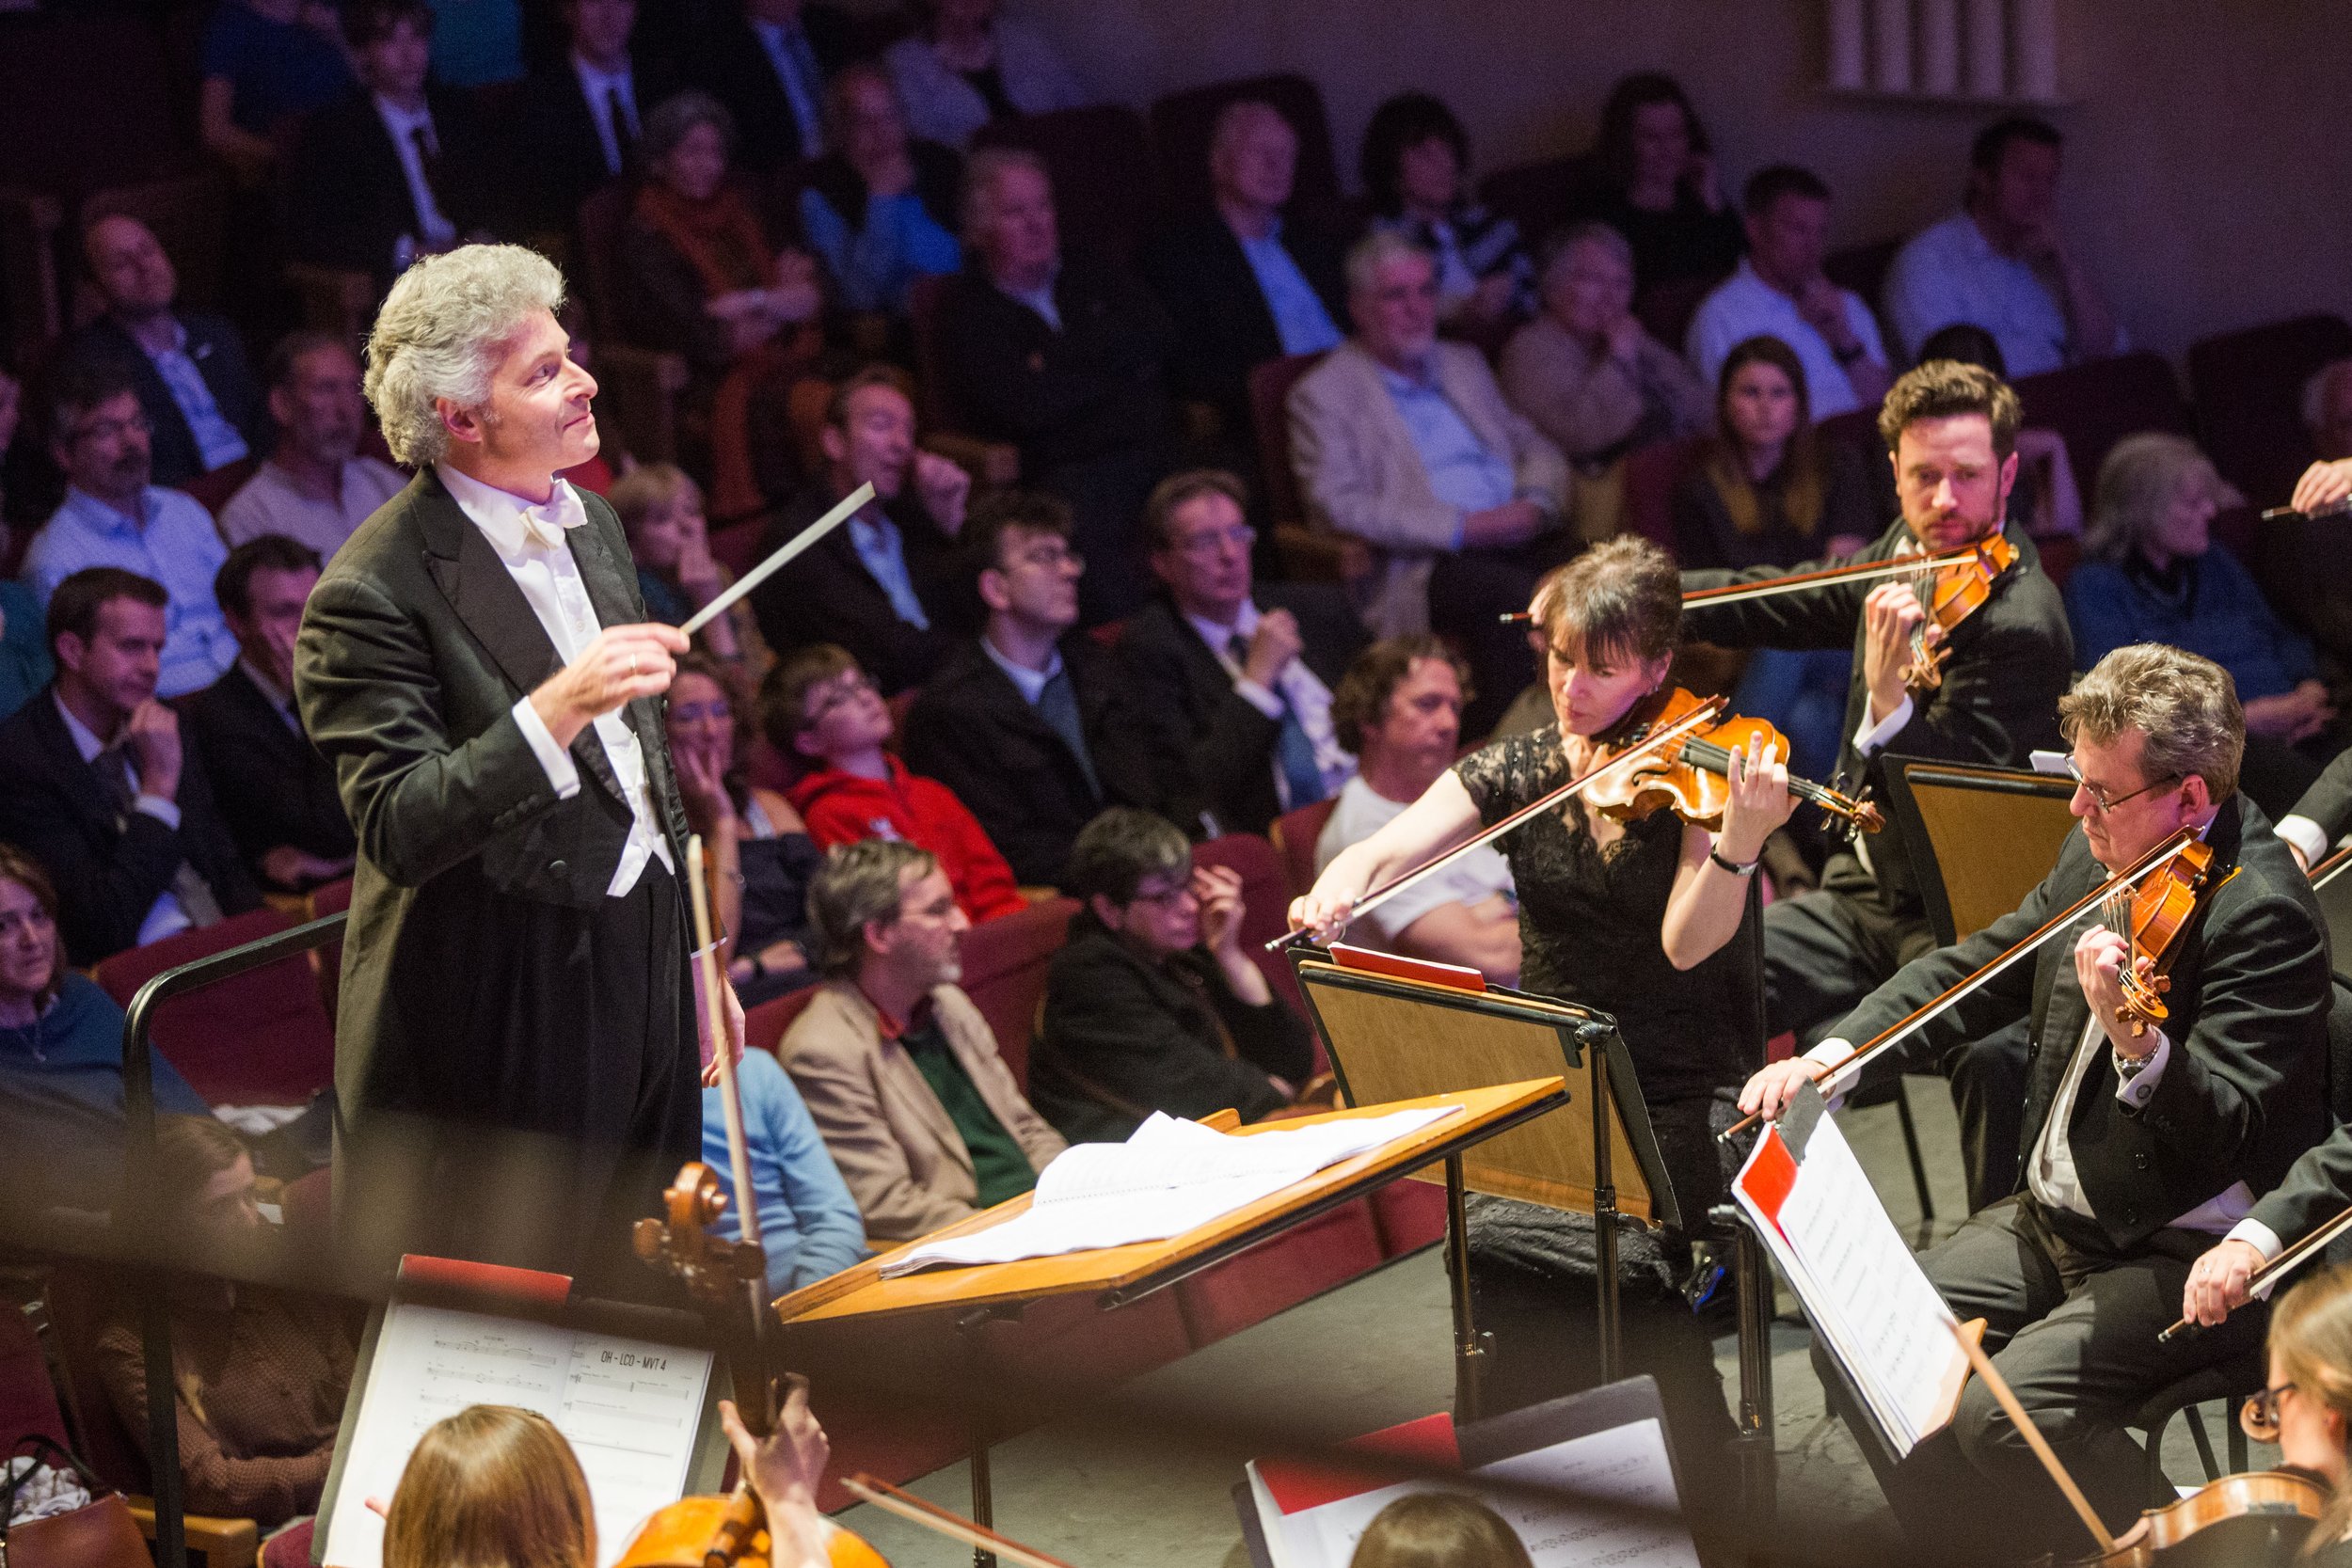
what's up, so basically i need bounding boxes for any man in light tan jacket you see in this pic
[781,839,1066,1242]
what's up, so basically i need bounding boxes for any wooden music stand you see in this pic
[771,1081,1565,1568]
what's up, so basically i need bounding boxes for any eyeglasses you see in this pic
[2062,756,2182,815]
[1007,543,1083,573]
[1126,878,1197,910]
[71,413,151,444]
[803,673,876,722]
[2242,1382,2297,1441]
[1171,524,1256,561]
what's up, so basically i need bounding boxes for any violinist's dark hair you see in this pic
[1329,635,1471,756]
[1348,1492,1533,1568]
[1876,358,2022,462]
[2058,643,2242,804]
[1529,535,1680,671]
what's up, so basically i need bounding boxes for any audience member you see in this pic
[1315,637,1519,980]
[198,0,356,183]
[665,651,818,1006]
[1030,808,1314,1143]
[783,839,1065,1241]
[1287,230,1567,729]
[1110,470,1364,838]
[0,369,52,714]
[182,536,358,894]
[798,64,964,320]
[509,0,676,233]
[284,0,498,283]
[937,147,1182,622]
[1140,98,1347,442]
[1672,336,1872,782]
[1500,222,1708,534]
[1349,1493,1534,1568]
[706,1047,867,1296]
[620,91,824,380]
[1883,117,2121,375]
[610,463,762,671]
[25,362,238,698]
[771,644,1026,921]
[1360,91,1534,336]
[1573,71,1745,292]
[2277,359,2352,668]
[67,215,263,490]
[93,1115,355,1527]
[1685,166,1890,418]
[691,0,855,175]
[903,491,1144,886]
[2065,432,2330,817]
[218,333,405,560]
[2309,358,2352,467]
[0,569,260,963]
[749,365,969,696]
[882,0,1088,150]
[1908,323,2083,538]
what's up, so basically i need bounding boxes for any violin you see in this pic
[2098,838,2221,1036]
[1583,687,1884,838]
[2058,1469,2326,1567]
[1896,531,2019,692]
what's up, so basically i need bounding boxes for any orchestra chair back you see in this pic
[91,909,333,1107]
[1194,833,1308,1025]
[959,894,1076,1090]
[1269,798,1339,903]
[1879,757,2080,946]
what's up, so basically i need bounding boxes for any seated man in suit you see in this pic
[689,0,852,176]
[1108,469,1364,839]
[748,365,969,697]
[218,332,405,561]
[1314,636,1519,982]
[1029,807,1314,1144]
[1288,230,1570,737]
[937,147,1184,623]
[782,838,1065,1243]
[1140,98,1346,445]
[1739,643,2332,1560]
[0,567,260,965]
[284,0,496,284]
[903,491,1143,887]
[509,0,675,234]
[66,214,262,489]
[183,535,357,894]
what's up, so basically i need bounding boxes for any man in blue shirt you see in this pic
[705,1047,868,1297]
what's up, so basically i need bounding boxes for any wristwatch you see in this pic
[1708,847,1759,878]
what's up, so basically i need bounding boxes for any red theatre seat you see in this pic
[1269,799,1339,903]
[1369,1177,1450,1257]
[2189,312,2352,507]
[1619,436,1704,556]
[92,909,334,1106]
[959,895,1078,1090]
[1172,1197,1385,1345]
[744,986,821,1058]
[0,1295,70,1452]
[1194,833,1304,1022]
[973,105,1156,267]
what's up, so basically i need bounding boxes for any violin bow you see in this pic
[1721,827,2199,1144]
[1497,544,1988,624]
[841,1476,1078,1568]
[686,835,770,1349]
[1947,1322,2120,1554]
[1264,694,1727,953]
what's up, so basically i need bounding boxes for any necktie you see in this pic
[410,123,443,209]
[783,29,825,153]
[1232,635,1327,807]
[1033,668,1100,801]
[98,747,226,928]
[607,84,636,171]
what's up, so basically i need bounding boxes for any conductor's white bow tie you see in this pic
[518,481,586,551]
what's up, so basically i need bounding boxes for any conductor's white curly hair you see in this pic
[362,244,566,468]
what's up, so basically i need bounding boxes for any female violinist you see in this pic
[1294,535,1794,1491]
[2254,1264,2352,1565]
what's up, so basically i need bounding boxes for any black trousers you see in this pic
[1826,1196,2269,1564]
[335,861,700,1296]
[1763,875,2029,1212]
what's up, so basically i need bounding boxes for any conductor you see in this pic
[294,245,740,1285]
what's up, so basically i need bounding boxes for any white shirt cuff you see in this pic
[2276,814,2330,869]
[2225,1217,2285,1264]
[1804,1037,1852,1069]
[1851,692,1915,759]
[133,795,181,831]
[2113,1028,2169,1108]
[1232,678,1286,721]
[511,695,581,800]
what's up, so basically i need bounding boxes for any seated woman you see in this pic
[800,64,962,325]
[2243,1264,2352,1566]
[620,90,823,384]
[881,0,1089,150]
[611,463,766,675]
[1030,808,1315,1144]
[1914,323,2081,538]
[1671,335,1873,783]
[666,651,820,1006]
[2065,431,2334,817]
[94,1114,354,1528]
[1572,73,1744,293]
[1361,92,1535,339]
[1500,221,1709,539]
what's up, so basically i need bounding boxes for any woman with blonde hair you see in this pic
[610,462,768,674]
[2237,1263,2352,1562]
[1350,1494,1533,1568]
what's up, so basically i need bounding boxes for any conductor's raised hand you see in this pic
[1737,1055,1831,1124]
[1716,731,1795,864]
[529,623,689,747]
[2181,1238,2265,1328]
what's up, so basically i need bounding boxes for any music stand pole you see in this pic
[1444,1154,1486,1421]
[1588,1031,1622,1384]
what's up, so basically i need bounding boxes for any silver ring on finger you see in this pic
[628,655,641,678]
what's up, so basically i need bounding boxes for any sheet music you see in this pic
[321,1303,712,1568]
[881,1106,1457,1276]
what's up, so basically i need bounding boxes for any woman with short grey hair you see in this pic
[364,243,566,467]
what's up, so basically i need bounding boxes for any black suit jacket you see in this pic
[283,87,498,281]
[900,634,1145,886]
[1680,518,2073,919]
[1137,213,1348,436]
[746,483,962,695]
[1104,585,1366,839]
[2290,746,2352,850]
[687,4,852,174]
[0,690,262,965]
[180,662,358,880]
[294,470,694,1128]
[508,53,679,232]
[65,314,264,490]
[1836,796,2331,1251]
